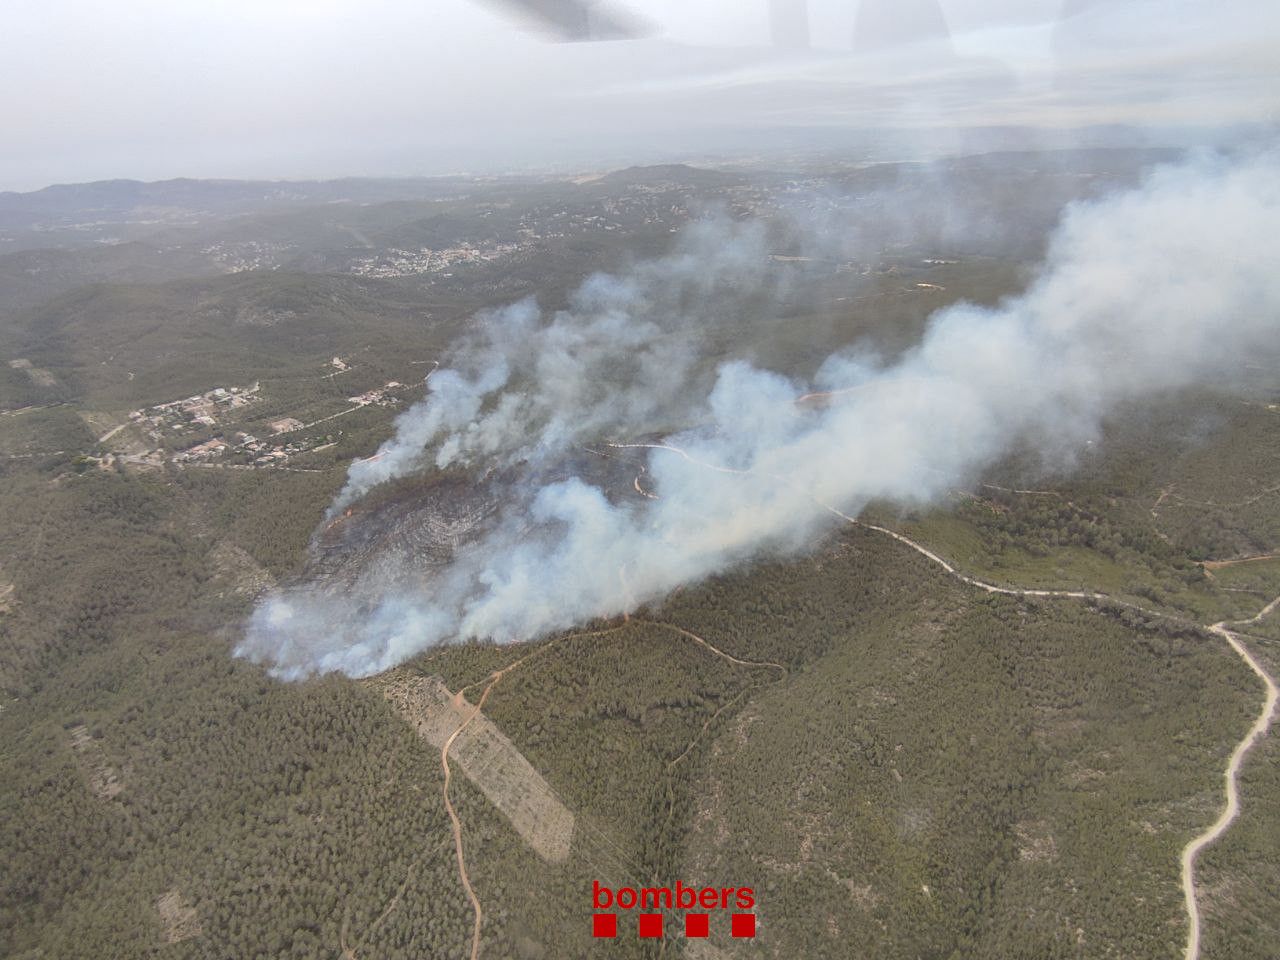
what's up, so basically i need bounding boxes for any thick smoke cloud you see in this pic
[238,149,1280,679]
[330,215,776,512]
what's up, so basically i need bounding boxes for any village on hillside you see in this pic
[91,359,410,472]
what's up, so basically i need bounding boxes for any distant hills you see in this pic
[0,177,481,230]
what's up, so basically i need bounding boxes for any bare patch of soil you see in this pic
[68,724,124,800]
[376,672,575,862]
[156,889,202,943]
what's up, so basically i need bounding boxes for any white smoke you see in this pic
[238,149,1280,679]
[328,215,779,513]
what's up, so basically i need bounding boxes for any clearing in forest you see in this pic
[208,541,276,598]
[156,889,202,943]
[376,671,575,863]
[68,724,124,800]
[8,358,59,387]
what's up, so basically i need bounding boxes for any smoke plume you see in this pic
[238,149,1280,679]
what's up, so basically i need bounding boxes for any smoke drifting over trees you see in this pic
[238,149,1280,679]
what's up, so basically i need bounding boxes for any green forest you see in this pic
[2,157,1278,959]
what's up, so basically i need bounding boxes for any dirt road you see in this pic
[826,504,1279,960]
[1179,601,1279,960]
[440,626,626,960]
[441,687,491,960]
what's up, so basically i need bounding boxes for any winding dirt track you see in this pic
[860,509,1278,960]
[618,437,1279,960]
[1202,554,1280,570]
[646,621,787,675]
[436,617,785,960]
[1180,601,1280,960]
[829,507,1278,960]
[441,684,493,960]
[440,627,626,960]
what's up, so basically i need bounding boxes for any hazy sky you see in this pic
[2,0,1277,190]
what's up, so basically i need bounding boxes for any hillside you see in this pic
[1,154,1277,960]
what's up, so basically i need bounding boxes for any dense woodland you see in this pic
[1,157,1278,959]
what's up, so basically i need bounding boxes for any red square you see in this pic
[638,913,663,938]
[731,913,756,938]
[593,913,616,938]
[684,913,710,938]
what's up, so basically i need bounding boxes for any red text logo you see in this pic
[592,880,757,939]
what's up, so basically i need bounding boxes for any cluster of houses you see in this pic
[171,438,229,463]
[133,383,260,434]
[122,372,407,470]
[126,382,325,467]
[349,242,525,279]
[170,423,324,466]
[348,382,402,407]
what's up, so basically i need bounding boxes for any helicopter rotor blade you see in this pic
[480,0,650,42]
